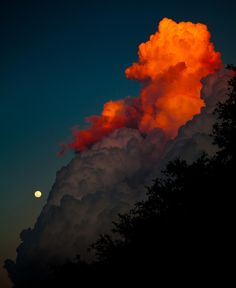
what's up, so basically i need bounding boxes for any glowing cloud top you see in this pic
[65,18,222,152]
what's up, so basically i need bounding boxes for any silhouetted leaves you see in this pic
[212,65,236,162]
[87,65,236,282]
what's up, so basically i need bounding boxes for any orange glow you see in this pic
[66,18,222,152]
[69,99,141,151]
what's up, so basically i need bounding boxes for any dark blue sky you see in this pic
[0,0,235,286]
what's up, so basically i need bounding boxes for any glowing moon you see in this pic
[34,191,42,198]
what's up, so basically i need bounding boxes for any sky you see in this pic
[0,0,235,286]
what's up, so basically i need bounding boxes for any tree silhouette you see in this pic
[89,65,236,283]
[212,65,236,162]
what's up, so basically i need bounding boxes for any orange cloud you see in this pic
[66,18,222,152]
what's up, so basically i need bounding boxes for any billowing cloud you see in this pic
[5,18,233,286]
[5,128,167,283]
[64,18,222,153]
[5,68,233,285]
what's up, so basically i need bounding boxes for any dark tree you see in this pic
[89,65,236,283]
[212,65,236,162]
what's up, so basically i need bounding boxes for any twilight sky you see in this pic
[0,0,235,286]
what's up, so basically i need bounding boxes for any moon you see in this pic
[34,191,42,198]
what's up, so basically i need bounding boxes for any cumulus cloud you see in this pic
[66,18,222,152]
[5,69,233,285]
[5,127,167,282]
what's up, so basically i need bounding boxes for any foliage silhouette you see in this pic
[212,65,236,162]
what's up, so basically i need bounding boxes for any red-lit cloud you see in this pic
[65,18,222,152]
